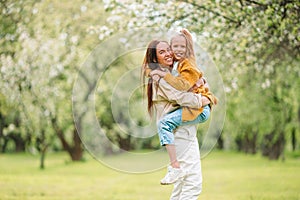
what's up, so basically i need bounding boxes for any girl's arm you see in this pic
[152,59,202,91]
[150,69,192,91]
[164,67,198,91]
[150,67,197,91]
[172,59,201,87]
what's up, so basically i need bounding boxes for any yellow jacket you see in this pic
[164,58,217,121]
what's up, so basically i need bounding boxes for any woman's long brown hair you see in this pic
[141,40,168,116]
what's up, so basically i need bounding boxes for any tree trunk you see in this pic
[51,116,84,161]
[0,113,4,152]
[243,132,257,154]
[1,137,8,153]
[40,144,49,169]
[291,127,296,151]
[38,128,49,169]
[217,133,224,150]
[262,131,285,160]
[11,114,25,152]
[11,133,26,152]
[235,130,257,154]
[117,134,132,151]
[70,128,83,161]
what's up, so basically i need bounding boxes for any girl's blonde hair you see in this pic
[170,28,196,65]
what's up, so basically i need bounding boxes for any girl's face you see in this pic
[171,35,187,61]
[156,42,173,67]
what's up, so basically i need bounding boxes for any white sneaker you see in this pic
[160,166,186,185]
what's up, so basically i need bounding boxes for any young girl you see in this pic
[150,29,217,185]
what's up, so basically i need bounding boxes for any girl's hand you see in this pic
[150,69,167,77]
[201,96,211,106]
[196,78,204,87]
[201,77,210,89]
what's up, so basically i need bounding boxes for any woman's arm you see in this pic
[158,78,202,109]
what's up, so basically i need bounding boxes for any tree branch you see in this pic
[239,0,244,7]
[244,0,267,7]
[180,0,241,25]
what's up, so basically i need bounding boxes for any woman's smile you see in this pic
[156,42,173,67]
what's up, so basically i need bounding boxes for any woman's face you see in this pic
[171,35,186,61]
[156,42,173,67]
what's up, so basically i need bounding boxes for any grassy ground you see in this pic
[0,150,299,200]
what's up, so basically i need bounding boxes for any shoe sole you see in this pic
[160,181,173,185]
[160,173,185,185]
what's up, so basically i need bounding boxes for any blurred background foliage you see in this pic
[0,0,299,168]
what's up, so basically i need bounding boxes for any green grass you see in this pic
[201,152,300,200]
[0,151,299,200]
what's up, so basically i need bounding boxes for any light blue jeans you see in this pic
[157,105,210,146]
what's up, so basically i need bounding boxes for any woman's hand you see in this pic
[150,69,167,78]
[152,74,160,82]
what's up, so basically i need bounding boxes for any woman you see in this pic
[147,29,217,185]
[142,40,208,199]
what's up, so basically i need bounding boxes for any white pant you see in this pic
[170,125,202,200]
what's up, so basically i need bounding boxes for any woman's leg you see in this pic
[170,125,202,200]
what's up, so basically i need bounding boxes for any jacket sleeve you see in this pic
[163,59,201,91]
[164,73,192,91]
[158,79,202,109]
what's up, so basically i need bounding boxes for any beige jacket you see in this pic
[152,78,202,122]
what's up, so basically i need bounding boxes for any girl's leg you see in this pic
[157,108,183,147]
[161,144,186,185]
[158,106,209,168]
[157,109,185,185]
[157,108,182,168]
[165,144,180,168]
[158,106,210,148]
[182,105,210,126]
